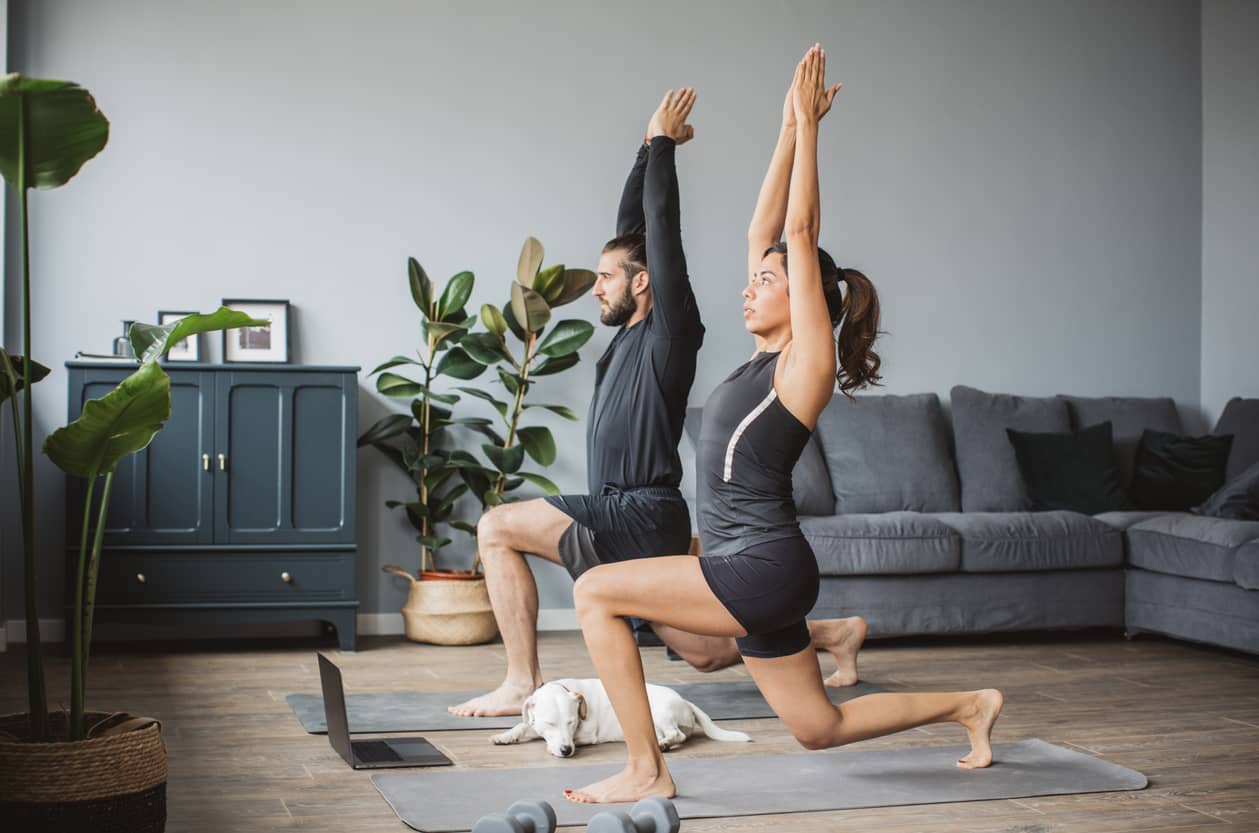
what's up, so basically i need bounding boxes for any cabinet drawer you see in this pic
[93,551,355,606]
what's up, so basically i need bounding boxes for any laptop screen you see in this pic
[317,654,354,763]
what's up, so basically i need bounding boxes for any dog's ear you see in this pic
[522,694,536,725]
[574,691,588,721]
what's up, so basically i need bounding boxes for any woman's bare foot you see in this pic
[956,688,1003,768]
[447,679,538,717]
[809,616,867,687]
[564,761,676,804]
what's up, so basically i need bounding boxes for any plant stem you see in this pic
[17,93,48,737]
[70,474,97,740]
[80,469,114,736]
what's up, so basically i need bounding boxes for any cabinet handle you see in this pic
[281,572,292,583]
[202,453,210,471]
[218,453,228,471]
[136,573,146,584]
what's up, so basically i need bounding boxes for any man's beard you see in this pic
[599,284,635,327]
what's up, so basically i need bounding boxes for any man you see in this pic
[449,89,862,718]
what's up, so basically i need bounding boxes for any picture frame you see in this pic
[157,310,199,362]
[221,298,291,363]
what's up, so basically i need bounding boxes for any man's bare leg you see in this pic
[650,616,868,686]
[447,499,574,717]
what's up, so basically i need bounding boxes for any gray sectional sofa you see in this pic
[684,390,1259,655]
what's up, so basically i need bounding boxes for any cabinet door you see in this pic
[213,371,356,545]
[69,368,215,546]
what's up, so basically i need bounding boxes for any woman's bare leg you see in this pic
[744,648,1003,767]
[566,556,747,804]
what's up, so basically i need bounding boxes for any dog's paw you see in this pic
[490,732,514,745]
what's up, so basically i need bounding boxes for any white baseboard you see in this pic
[3,619,66,644]
[357,609,579,635]
[5,611,581,643]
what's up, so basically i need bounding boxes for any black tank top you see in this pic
[696,351,813,556]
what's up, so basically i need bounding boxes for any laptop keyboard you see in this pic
[354,740,402,763]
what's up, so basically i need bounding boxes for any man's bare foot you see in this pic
[810,616,867,687]
[447,680,538,717]
[564,761,676,804]
[956,688,1003,768]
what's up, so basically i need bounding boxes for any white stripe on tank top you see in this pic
[723,389,778,482]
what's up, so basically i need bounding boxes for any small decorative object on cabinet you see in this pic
[157,311,198,361]
[65,361,360,649]
[220,298,291,363]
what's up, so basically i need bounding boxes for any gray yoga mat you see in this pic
[372,739,1147,832]
[288,680,885,734]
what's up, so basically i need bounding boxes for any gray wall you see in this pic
[1201,0,1259,424]
[4,0,1206,627]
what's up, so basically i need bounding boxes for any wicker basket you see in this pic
[0,711,167,832]
[384,565,499,645]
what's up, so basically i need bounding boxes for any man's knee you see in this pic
[572,567,613,615]
[476,505,516,562]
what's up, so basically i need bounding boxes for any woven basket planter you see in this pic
[384,566,499,645]
[0,711,167,833]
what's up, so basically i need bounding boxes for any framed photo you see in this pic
[221,299,291,363]
[157,310,199,362]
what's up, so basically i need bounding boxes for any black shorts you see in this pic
[699,535,820,659]
[545,486,692,580]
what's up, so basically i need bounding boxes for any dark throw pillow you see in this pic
[1129,429,1234,511]
[1193,460,1259,521]
[1006,421,1131,514]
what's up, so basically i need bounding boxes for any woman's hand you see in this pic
[791,45,841,126]
[646,87,697,145]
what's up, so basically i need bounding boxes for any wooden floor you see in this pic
[3,629,1259,832]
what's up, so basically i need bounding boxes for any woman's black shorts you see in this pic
[699,535,820,659]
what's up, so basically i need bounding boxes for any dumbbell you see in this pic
[586,796,680,833]
[471,799,557,833]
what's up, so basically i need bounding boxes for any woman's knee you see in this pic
[788,717,839,751]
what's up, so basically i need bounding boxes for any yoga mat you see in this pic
[288,680,885,734]
[372,739,1147,832]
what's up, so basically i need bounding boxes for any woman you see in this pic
[565,45,1003,805]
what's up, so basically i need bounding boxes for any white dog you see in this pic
[490,678,751,758]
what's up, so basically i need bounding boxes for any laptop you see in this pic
[317,653,453,770]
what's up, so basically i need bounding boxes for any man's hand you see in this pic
[646,87,697,145]
[791,45,841,127]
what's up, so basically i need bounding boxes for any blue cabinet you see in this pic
[66,362,360,649]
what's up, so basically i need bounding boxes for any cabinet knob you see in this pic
[136,573,146,584]
[217,453,228,471]
[281,571,292,583]
[202,453,210,471]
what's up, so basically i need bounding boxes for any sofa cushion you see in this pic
[814,393,959,514]
[1127,514,1259,583]
[1006,421,1131,514]
[1129,430,1233,511]
[685,406,834,517]
[1058,394,1182,487]
[1194,460,1259,522]
[950,386,1071,512]
[1234,540,1259,591]
[799,512,960,576]
[934,511,1122,572]
[1213,398,1259,481]
[1092,510,1170,530]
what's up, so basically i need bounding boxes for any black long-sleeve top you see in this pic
[583,137,705,494]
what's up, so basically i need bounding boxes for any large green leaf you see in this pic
[408,257,433,317]
[459,332,511,366]
[369,355,425,376]
[376,372,422,398]
[511,282,551,333]
[523,402,579,420]
[533,263,565,303]
[517,426,556,466]
[357,413,412,446]
[423,320,467,350]
[455,386,509,420]
[438,271,474,320]
[481,304,507,337]
[497,367,522,396]
[482,442,525,474]
[531,353,580,376]
[130,307,267,364]
[502,302,526,341]
[516,236,544,287]
[43,361,170,478]
[0,351,50,404]
[516,472,561,495]
[551,269,598,307]
[0,74,109,191]
[536,319,594,358]
[434,347,486,380]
